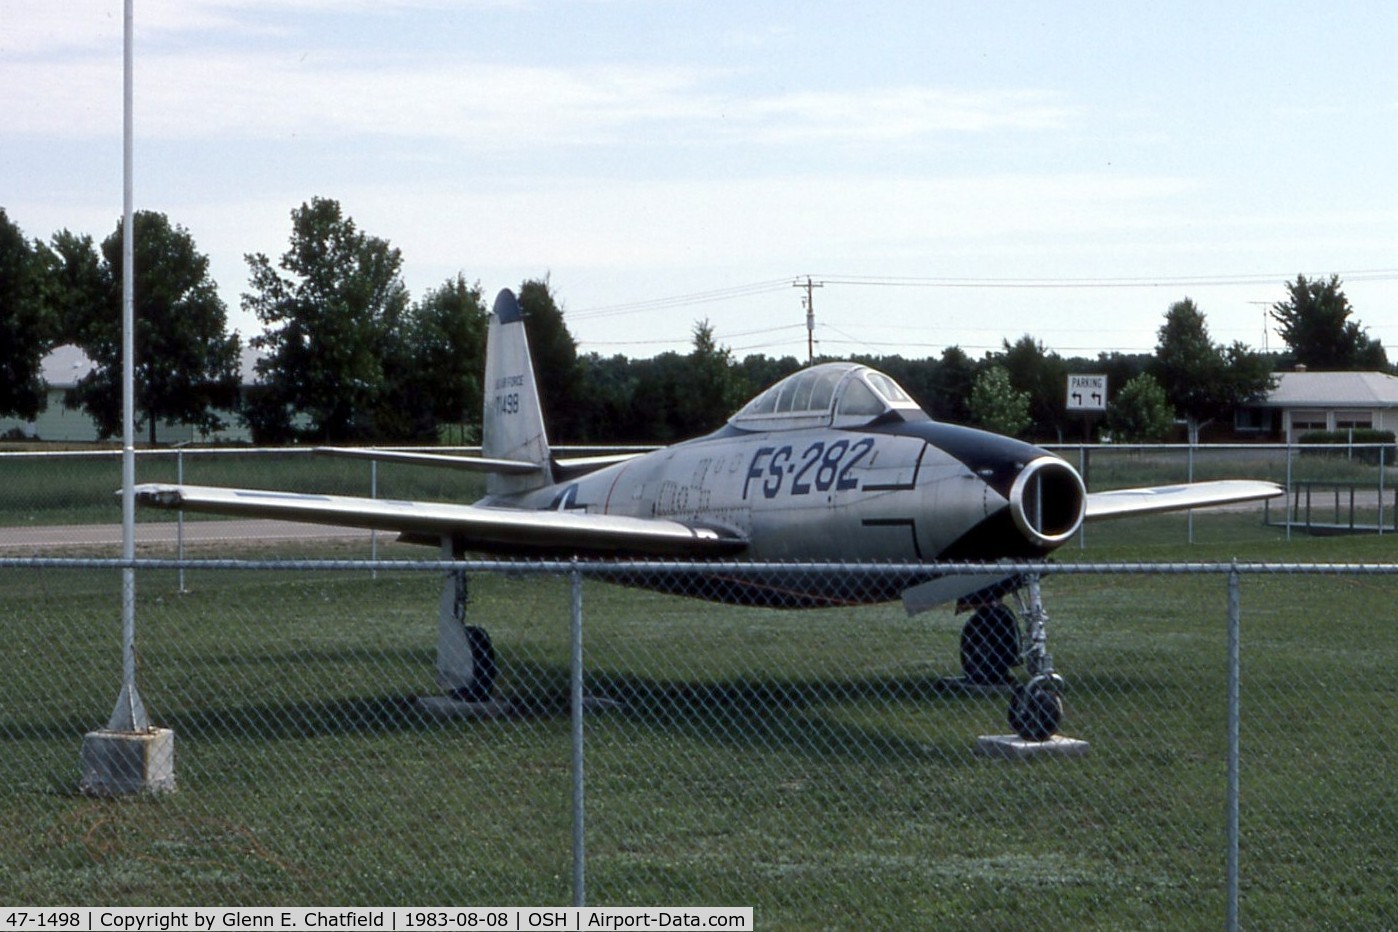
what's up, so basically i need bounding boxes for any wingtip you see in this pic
[131,483,183,508]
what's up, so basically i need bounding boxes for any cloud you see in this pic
[738,88,1077,142]
[335,172,1198,275]
[7,45,1073,157]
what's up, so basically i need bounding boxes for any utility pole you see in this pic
[794,276,823,365]
[1248,300,1272,353]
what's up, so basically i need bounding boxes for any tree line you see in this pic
[0,199,1389,446]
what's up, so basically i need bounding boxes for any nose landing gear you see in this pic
[1006,574,1066,741]
[959,573,1070,744]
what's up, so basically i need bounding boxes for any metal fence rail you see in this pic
[0,556,1391,929]
[0,441,1394,553]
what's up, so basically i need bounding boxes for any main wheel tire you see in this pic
[1008,684,1063,741]
[449,625,498,702]
[960,604,1021,685]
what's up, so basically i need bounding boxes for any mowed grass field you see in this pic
[0,451,1394,927]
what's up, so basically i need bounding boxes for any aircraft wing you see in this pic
[133,484,747,558]
[1084,479,1283,521]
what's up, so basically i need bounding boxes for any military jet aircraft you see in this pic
[135,289,1281,740]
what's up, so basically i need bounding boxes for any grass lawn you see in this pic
[0,528,1393,928]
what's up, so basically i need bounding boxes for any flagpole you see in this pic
[106,0,148,733]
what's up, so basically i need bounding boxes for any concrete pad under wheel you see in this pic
[974,733,1090,760]
[415,697,519,719]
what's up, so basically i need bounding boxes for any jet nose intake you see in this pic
[1008,456,1086,548]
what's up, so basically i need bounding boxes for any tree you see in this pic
[0,209,57,421]
[1093,352,1151,402]
[675,319,743,434]
[389,275,489,443]
[995,334,1068,439]
[969,365,1031,437]
[245,198,409,442]
[47,229,107,343]
[1105,373,1175,442]
[1149,298,1272,444]
[516,277,583,442]
[574,352,644,442]
[929,346,977,424]
[1271,274,1387,370]
[629,351,690,443]
[65,211,240,443]
[736,353,802,404]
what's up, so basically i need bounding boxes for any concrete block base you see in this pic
[80,727,176,796]
[416,696,518,719]
[974,733,1090,760]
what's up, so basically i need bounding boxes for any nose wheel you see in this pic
[1008,676,1064,741]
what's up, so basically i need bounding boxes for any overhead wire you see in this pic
[810,269,1398,289]
[568,268,1398,355]
[568,278,796,321]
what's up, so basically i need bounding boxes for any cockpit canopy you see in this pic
[729,362,926,431]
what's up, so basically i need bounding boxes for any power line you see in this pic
[568,278,795,321]
[577,323,803,350]
[567,268,1398,358]
[566,268,1398,325]
[811,269,1398,289]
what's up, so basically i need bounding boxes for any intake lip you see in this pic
[1008,455,1087,548]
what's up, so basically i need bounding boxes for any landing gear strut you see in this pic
[436,539,497,702]
[1006,573,1064,741]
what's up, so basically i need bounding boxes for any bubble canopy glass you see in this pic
[729,363,924,431]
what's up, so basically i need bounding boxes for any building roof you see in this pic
[1257,370,1398,408]
[39,344,262,388]
[40,344,97,387]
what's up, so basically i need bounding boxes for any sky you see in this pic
[5,0,1398,367]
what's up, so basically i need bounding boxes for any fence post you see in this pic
[1285,445,1294,542]
[1078,446,1087,550]
[1187,444,1195,544]
[1227,564,1241,932]
[570,561,586,907]
[176,445,187,593]
[1379,446,1386,536]
[370,460,379,574]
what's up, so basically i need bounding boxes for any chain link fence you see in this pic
[0,442,1394,552]
[0,555,1392,928]
[0,447,1394,926]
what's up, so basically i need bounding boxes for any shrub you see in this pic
[1297,429,1397,465]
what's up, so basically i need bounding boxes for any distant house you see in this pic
[0,344,260,444]
[1236,369,1398,442]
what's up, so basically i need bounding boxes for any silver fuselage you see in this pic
[484,416,1085,605]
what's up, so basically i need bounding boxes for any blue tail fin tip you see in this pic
[493,289,523,324]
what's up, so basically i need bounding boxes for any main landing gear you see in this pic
[434,540,498,704]
[960,573,1064,742]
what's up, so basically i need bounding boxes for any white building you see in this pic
[0,344,259,443]
[1238,369,1398,442]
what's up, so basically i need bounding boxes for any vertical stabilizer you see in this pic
[483,289,553,496]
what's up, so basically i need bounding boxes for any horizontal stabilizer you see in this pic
[552,451,644,480]
[315,446,543,475]
[1085,479,1282,521]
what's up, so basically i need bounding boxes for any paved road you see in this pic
[0,519,375,555]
